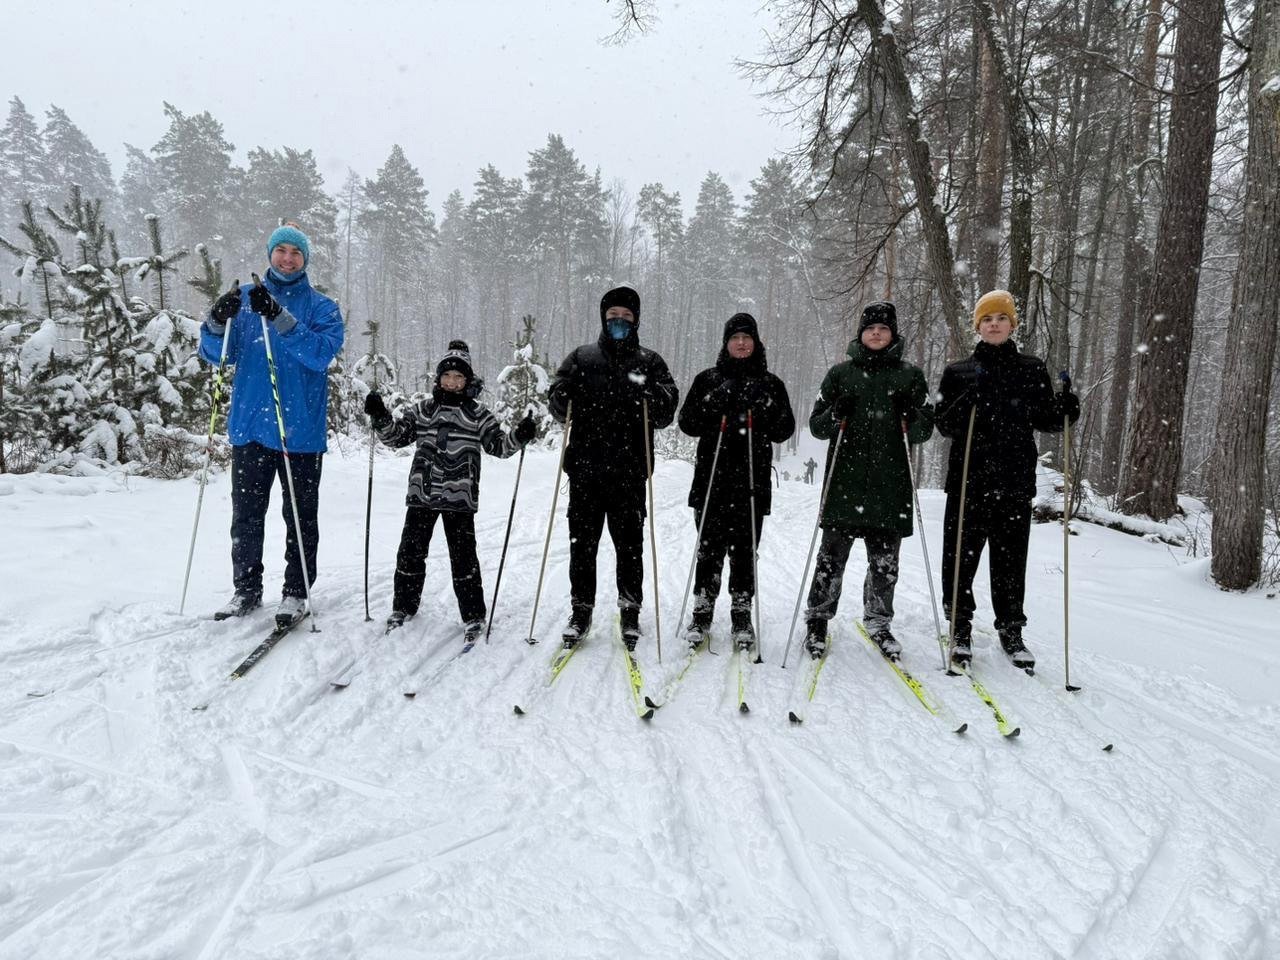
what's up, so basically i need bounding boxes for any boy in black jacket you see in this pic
[935,290,1079,671]
[678,313,795,650]
[547,286,679,650]
[365,341,535,640]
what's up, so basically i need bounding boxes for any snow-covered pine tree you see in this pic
[43,107,116,219]
[492,314,553,440]
[0,97,49,239]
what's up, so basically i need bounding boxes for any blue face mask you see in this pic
[607,318,632,341]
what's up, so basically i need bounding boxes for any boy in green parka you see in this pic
[803,301,934,659]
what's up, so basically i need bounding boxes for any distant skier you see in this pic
[200,224,344,626]
[803,457,817,485]
[802,301,934,660]
[547,285,679,650]
[678,312,795,649]
[935,290,1080,671]
[364,340,535,641]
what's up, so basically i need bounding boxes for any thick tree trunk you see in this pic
[857,0,967,354]
[1118,0,1225,519]
[1099,0,1165,494]
[973,28,1006,293]
[1209,0,1280,589]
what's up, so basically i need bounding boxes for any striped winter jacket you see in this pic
[377,394,519,511]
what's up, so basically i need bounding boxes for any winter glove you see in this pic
[739,379,771,413]
[1056,386,1080,422]
[248,283,283,321]
[207,281,241,333]
[704,379,738,413]
[364,391,391,425]
[831,394,856,421]
[514,412,537,444]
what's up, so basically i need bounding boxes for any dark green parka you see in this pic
[809,338,934,536]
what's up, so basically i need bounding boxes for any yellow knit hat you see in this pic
[973,289,1017,331]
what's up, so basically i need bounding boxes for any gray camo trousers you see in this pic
[805,528,902,632]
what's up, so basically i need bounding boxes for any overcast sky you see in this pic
[8,0,796,215]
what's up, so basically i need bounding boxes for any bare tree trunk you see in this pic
[1098,0,1164,494]
[857,0,967,353]
[1209,0,1280,588]
[1118,0,1225,519]
[973,26,1006,294]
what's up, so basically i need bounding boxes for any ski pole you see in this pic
[675,415,727,639]
[1060,371,1080,692]
[746,409,764,664]
[363,323,380,623]
[642,398,663,664]
[485,442,526,644]
[901,420,947,671]
[252,272,318,631]
[179,279,237,615]
[781,418,847,669]
[526,401,571,645]
[946,405,977,667]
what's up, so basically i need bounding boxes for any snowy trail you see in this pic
[2,447,1278,958]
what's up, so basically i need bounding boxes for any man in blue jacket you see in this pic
[199,224,345,625]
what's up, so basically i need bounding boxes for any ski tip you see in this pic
[513,704,525,716]
[330,682,349,691]
[191,704,209,713]
[644,696,661,710]
[1006,726,1022,738]
[403,692,417,700]
[788,711,803,725]
[739,702,750,714]
[640,709,655,722]
[954,722,969,735]
[1103,743,1114,752]
[1065,683,1082,693]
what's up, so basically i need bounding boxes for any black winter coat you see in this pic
[548,327,679,490]
[679,345,795,515]
[935,339,1079,498]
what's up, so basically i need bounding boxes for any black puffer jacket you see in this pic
[679,342,794,515]
[935,339,1078,497]
[548,325,679,489]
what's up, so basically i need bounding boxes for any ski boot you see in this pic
[999,626,1036,673]
[385,610,410,634]
[213,592,261,621]
[869,627,901,661]
[562,605,592,649]
[684,609,711,651]
[804,619,828,660]
[730,605,755,653]
[275,596,306,629]
[620,606,641,652]
[463,619,484,645]
[948,623,973,671]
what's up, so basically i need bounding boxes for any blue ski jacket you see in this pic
[199,270,344,453]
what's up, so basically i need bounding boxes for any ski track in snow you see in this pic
[2,448,1279,958]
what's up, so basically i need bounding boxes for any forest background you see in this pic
[0,0,1276,590]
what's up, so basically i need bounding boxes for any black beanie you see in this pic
[859,301,898,337]
[436,339,474,381]
[600,285,641,324]
[723,312,759,344]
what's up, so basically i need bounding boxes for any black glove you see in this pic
[704,379,738,412]
[248,283,282,320]
[364,391,389,422]
[740,379,770,413]
[209,281,241,331]
[1057,388,1080,421]
[515,412,536,444]
[892,391,915,426]
[831,394,856,420]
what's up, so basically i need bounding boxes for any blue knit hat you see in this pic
[267,225,310,267]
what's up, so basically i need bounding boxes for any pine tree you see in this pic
[119,144,163,248]
[493,314,553,438]
[151,102,239,258]
[466,164,525,333]
[0,97,49,235]
[242,146,339,279]
[43,106,116,213]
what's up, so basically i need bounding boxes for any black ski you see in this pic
[192,613,309,711]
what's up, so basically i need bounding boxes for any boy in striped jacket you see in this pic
[365,340,535,638]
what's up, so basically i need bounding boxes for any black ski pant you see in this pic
[230,442,322,601]
[804,527,901,632]
[393,505,485,623]
[567,480,645,613]
[940,488,1032,632]
[691,505,764,618]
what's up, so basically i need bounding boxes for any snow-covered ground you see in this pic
[2,438,1279,959]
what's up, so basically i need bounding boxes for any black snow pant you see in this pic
[804,527,902,632]
[940,488,1032,632]
[393,505,486,624]
[230,441,322,600]
[691,505,765,618]
[567,479,646,613]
